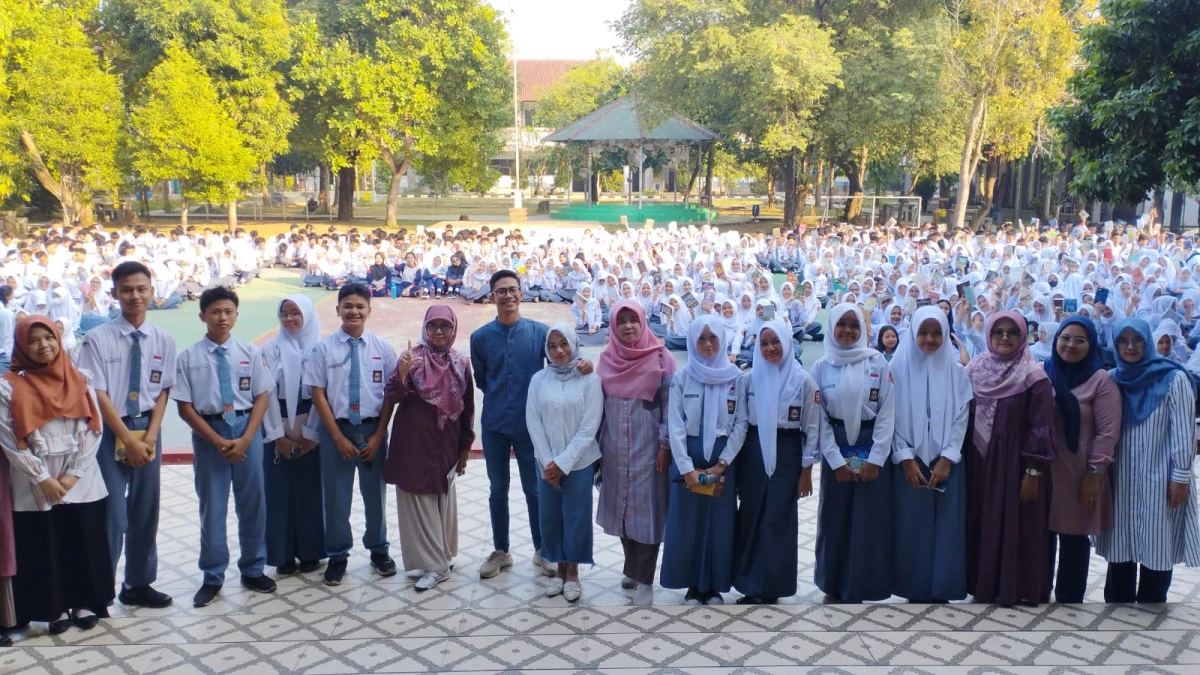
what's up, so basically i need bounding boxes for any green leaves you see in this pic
[129,44,256,205]
[1053,0,1200,204]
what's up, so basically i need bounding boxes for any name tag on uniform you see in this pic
[727,400,735,414]
[869,388,879,402]
[788,406,801,421]
[373,370,382,383]
[149,370,162,384]
[239,376,251,391]
[350,403,360,413]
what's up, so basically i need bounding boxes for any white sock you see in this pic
[634,583,654,606]
[75,609,95,618]
[57,612,69,621]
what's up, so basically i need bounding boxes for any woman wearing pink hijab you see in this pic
[595,300,677,606]
[965,310,1056,606]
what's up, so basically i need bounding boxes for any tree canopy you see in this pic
[1053,0,1200,206]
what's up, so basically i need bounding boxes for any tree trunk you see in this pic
[703,144,715,206]
[952,95,989,230]
[382,148,412,229]
[683,154,701,205]
[969,156,1005,230]
[227,198,238,231]
[162,181,171,213]
[780,151,811,228]
[180,192,189,228]
[336,165,356,221]
[766,169,775,209]
[260,164,271,206]
[139,188,150,218]
[1040,169,1054,221]
[843,147,868,221]
[18,129,90,226]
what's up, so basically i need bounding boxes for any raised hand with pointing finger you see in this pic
[398,340,423,383]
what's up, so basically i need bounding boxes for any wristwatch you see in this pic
[1087,465,1105,475]
[1025,467,1042,477]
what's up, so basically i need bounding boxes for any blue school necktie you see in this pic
[215,346,236,426]
[348,338,361,425]
[126,331,142,418]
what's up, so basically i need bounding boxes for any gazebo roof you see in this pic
[542,97,719,144]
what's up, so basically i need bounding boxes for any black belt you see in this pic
[749,425,803,436]
[336,417,379,426]
[279,399,313,418]
[122,412,150,422]
[201,409,249,422]
[827,417,875,431]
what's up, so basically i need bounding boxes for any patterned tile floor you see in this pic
[4,464,1200,674]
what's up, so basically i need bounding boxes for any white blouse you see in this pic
[667,370,750,474]
[810,353,896,470]
[742,371,821,468]
[525,370,603,475]
[0,377,106,512]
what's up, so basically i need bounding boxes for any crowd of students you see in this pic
[0,214,1198,644]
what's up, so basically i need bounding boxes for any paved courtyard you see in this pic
[3,461,1200,674]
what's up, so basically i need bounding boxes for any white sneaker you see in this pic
[563,581,582,603]
[633,583,654,606]
[532,549,557,577]
[621,576,638,590]
[545,577,565,597]
[479,550,513,579]
[415,570,449,592]
[705,594,724,605]
[405,569,427,580]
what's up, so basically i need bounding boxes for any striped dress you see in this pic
[595,376,671,545]
[1095,370,1200,571]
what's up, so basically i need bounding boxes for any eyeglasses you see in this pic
[1115,337,1146,349]
[1056,336,1090,347]
[989,329,1022,339]
[427,323,454,334]
[492,287,521,297]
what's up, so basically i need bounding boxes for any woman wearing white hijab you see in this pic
[261,294,325,574]
[889,306,973,602]
[661,315,748,605]
[732,319,819,605]
[526,324,603,602]
[810,303,896,603]
[1030,321,1060,363]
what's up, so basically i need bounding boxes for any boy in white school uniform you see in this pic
[172,286,278,607]
[305,282,398,586]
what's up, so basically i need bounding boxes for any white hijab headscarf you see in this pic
[823,303,878,442]
[270,294,321,429]
[890,307,973,466]
[750,319,805,476]
[684,315,743,460]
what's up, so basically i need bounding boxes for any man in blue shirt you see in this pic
[470,270,591,579]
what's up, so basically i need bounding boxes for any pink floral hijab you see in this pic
[389,304,469,429]
[965,310,1048,453]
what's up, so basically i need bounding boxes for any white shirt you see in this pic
[78,316,178,416]
[0,378,106,512]
[810,353,896,470]
[668,370,749,474]
[171,336,274,416]
[303,328,398,419]
[525,370,603,474]
[743,370,821,468]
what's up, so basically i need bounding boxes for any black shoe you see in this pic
[371,553,397,577]
[0,633,11,647]
[736,595,762,605]
[71,611,100,630]
[241,575,277,594]
[48,618,71,635]
[276,562,298,575]
[324,559,348,586]
[193,584,222,608]
[118,585,173,609]
[299,560,322,573]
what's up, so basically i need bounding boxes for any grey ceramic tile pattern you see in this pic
[2,464,1199,674]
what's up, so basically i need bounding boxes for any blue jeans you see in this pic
[193,414,267,586]
[98,416,162,587]
[481,429,542,552]
[538,462,596,565]
[319,418,389,560]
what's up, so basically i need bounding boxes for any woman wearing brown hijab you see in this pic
[0,316,113,635]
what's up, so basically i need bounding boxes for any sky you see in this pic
[486,0,632,60]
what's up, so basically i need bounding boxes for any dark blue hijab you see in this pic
[1043,317,1101,453]
[1110,318,1196,429]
